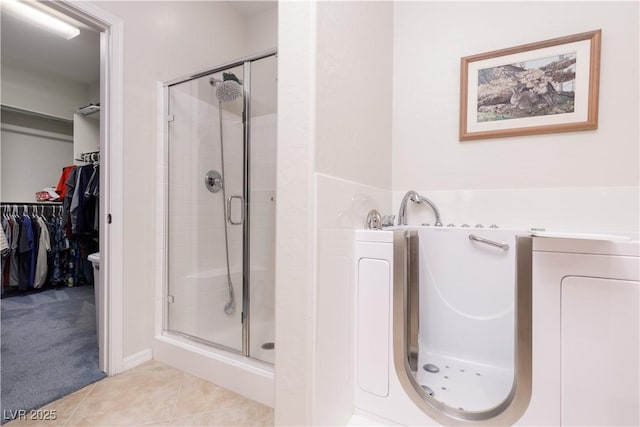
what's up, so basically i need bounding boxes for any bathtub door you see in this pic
[165,65,246,353]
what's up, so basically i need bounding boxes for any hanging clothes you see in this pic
[9,216,20,287]
[55,165,77,200]
[33,215,51,288]
[0,224,8,256]
[17,214,34,290]
[2,216,11,289]
[47,214,63,285]
[0,220,9,294]
[64,164,99,238]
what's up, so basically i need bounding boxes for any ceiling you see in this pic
[1,6,100,85]
[0,1,276,87]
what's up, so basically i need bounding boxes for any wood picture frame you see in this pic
[459,30,601,141]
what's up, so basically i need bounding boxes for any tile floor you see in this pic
[6,360,274,426]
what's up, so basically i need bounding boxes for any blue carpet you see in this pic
[1,286,106,424]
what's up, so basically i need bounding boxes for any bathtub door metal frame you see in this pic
[163,49,276,360]
[392,230,533,425]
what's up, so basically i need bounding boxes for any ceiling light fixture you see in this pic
[2,0,80,40]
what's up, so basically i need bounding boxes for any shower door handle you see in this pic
[227,195,244,225]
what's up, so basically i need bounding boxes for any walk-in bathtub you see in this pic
[354,226,531,425]
[354,226,639,426]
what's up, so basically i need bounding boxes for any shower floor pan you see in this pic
[415,351,512,412]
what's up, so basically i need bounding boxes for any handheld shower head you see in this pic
[209,73,243,103]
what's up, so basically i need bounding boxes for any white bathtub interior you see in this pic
[415,228,517,411]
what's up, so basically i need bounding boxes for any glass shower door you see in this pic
[166,65,245,352]
[248,55,277,364]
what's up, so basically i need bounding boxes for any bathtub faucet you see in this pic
[397,190,443,226]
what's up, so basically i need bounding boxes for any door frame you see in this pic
[52,1,125,375]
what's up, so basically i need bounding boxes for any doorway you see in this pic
[0,0,123,420]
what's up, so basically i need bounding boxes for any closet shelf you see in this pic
[1,104,73,124]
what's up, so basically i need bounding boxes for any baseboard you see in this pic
[122,348,153,371]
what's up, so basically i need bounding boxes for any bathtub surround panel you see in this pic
[315,174,392,425]
[392,2,639,223]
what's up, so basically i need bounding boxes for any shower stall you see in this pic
[158,50,277,384]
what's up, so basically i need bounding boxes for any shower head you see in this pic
[209,73,243,103]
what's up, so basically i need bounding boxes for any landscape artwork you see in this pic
[476,53,576,122]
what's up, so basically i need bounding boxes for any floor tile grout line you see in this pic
[164,397,270,421]
[168,371,186,420]
[62,382,97,427]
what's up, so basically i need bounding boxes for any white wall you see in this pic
[87,81,101,105]
[276,2,394,425]
[73,114,100,163]
[93,0,249,361]
[393,1,639,232]
[246,5,278,55]
[313,2,393,425]
[275,2,316,424]
[315,2,393,190]
[1,113,73,201]
[1,62,89,121]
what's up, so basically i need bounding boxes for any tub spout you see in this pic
[397,190,443,226]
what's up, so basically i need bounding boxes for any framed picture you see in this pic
[459,30,601,141]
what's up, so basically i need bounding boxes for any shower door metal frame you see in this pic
[163,48,277,360]
[241,60,251,357]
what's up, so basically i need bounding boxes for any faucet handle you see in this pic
[381,214,396,227]
[366,209,382,230]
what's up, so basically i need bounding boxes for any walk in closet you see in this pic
[1,1,106,419]
[1,3,101,295]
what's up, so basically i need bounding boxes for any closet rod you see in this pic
[1,202,63,206]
